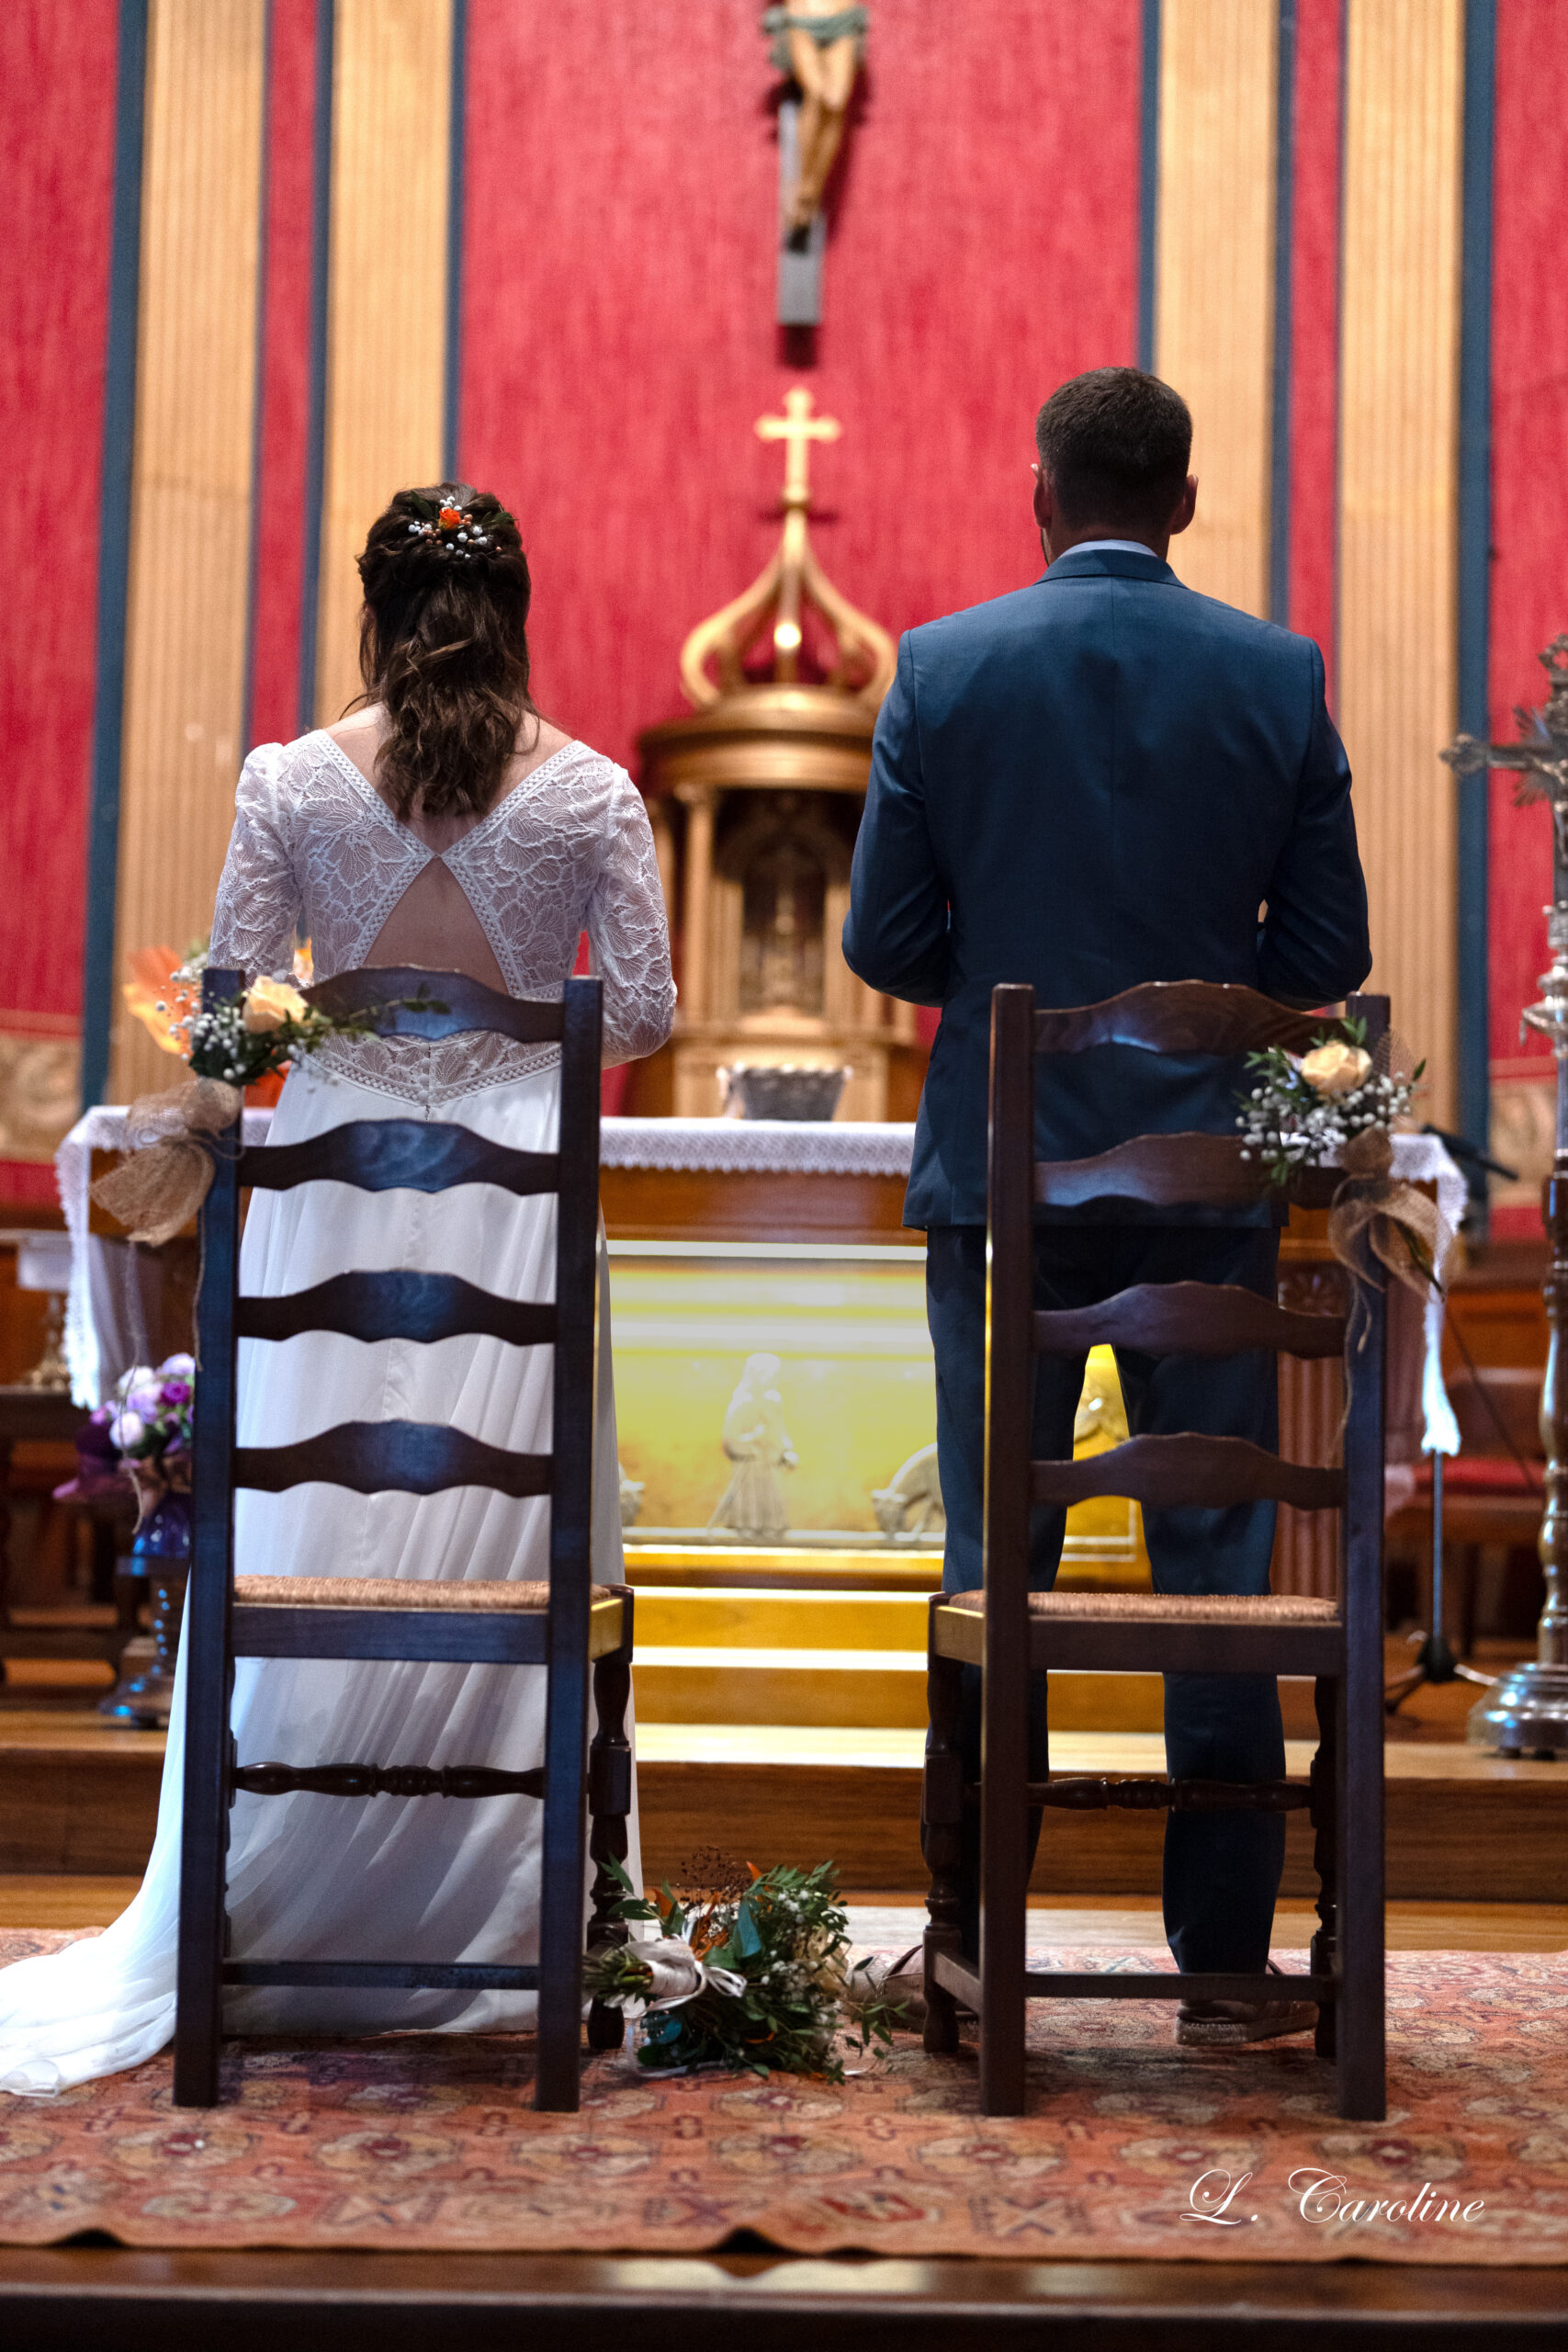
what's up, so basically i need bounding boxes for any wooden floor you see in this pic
[1,2247,1565,2349]
[5,1871,1564,1955]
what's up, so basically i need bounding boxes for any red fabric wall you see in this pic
[1487,0,1568,1229]
[0,0,118,1203]
[1287,0,1341,695]
[459,0,1142,773]
[1488,0,1564,1069]
[247,0,320,754]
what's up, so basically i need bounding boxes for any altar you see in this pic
[57,1109,1466,1607]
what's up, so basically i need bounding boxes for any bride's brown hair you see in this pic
[355,482,536,820]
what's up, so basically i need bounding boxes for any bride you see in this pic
[0,485,675,2096]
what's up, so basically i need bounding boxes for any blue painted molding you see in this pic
[442,0,467,482]
[80,0,150,1113]
[1137,0,1160,372]
[240,0,276,762]
[1269,2,1296,626]
[1457,0,1495,1165]
[296,0,334,738]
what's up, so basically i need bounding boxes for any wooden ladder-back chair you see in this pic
[922,980,1389,2120]
[174,967,631,2114]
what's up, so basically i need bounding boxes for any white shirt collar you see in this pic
[1061,537,1160,558]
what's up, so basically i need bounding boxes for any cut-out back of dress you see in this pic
[209,729,675,1105]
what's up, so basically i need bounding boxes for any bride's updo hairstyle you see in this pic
[355,481,536,821]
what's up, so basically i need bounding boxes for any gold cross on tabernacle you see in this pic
[755,386,841,509]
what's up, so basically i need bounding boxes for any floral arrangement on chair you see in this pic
[1235,1017,1444,1292]
[584,1855,897,2080]
[92,966,447,1247]
[1236,1019,1421,1188]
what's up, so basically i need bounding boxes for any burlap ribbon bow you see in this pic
[1326,1126,1450,1298]
[89,1078,243,1248]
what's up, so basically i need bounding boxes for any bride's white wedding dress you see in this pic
[0,729,675,2096]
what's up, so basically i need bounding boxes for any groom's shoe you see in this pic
[1175,1961,1316,2049]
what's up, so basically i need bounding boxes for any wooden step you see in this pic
[6,1710,1562,1904]
[633,1727,1568,1902]
[631,1586,930,1647]
[624,1543,942,1592]
[632,1647,1171,1731]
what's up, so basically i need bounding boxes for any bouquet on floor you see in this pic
[584,1855,897,2081]
[1235,1018,1445,1294]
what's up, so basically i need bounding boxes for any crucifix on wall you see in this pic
[762,4,869,327]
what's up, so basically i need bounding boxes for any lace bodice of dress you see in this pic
[209,730,676,1105]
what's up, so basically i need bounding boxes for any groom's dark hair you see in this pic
[1035,368,1192,535]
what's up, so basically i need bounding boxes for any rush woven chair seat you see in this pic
[922,980,1389,2120]
[174,967,631,2114]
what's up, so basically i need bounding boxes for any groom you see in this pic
[843,367,1371,2041]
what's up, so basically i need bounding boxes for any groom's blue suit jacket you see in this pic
[842,545,1371,1228]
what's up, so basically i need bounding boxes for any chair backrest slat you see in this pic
[1033,1133,1344,1213]
[1030,1432,1345,1513]
[235,1420,553,1498]
[305,965,564,1046]
[241,1124,558,1196]
[1033,1282,1345,1361]
[236,1272,557,1348]
[1033,979,1335,1058]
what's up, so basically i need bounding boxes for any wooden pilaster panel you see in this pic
[110,0,266,1102]
[1156,0,1277,617]
[315,0,452,730]
[1339,0,1464,1121]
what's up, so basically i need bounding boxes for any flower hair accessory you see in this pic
[402,489,513,561]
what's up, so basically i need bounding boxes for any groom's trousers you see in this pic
[924,1220,1286,1975]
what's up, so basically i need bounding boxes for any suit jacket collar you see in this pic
[1036,545,1179,586]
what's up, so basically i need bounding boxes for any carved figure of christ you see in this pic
[782,2,863,232]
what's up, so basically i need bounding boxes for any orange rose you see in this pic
[1299,1041,1372,1097]
[243,975,310,1035]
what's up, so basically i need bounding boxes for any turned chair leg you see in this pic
[1309,1672,1338,2062]
[922,1632,964,2055]
[585,1643,633,2052]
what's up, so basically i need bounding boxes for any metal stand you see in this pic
[1445,638,1568,1757]
[1385,1453,1493,1713]
[1467,1165,1568,1756]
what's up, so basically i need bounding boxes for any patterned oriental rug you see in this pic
[0,1934,1564,2263]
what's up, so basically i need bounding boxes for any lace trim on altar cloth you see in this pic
[598,1118,919,1178]
[305,1032,560,1109]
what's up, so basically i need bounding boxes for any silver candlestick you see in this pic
[1444,635,1568,1752]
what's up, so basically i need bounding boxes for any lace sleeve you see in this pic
[585,775,676,1066]
[209,745,302,982]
